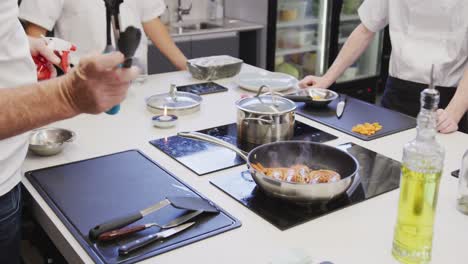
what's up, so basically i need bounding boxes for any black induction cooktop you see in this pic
[210,143,402,230]
[150,122,337,175]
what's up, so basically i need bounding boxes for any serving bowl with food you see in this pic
[282,87,339,107]
[178,132,359,203]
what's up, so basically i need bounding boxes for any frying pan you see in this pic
[178,132,359,203]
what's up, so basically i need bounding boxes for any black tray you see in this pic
[296,97,416,141]
[26,150,241,264]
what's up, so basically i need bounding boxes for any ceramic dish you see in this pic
[236,72,298,93]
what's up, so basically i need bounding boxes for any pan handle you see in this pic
[178,131,249,161]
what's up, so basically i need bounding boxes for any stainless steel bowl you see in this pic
[29,128,75,156]
[283,88,339,107]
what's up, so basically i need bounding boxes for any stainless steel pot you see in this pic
[178,132,359,203]
[235,94,296,145]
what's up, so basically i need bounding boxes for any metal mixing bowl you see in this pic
[283,88,339,107]
[29,128,75,156]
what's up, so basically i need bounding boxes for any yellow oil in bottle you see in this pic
[392,165,442,264]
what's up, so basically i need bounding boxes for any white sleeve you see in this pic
[19,0,64,31]
[137,0,166,23]
[358,0,389,32]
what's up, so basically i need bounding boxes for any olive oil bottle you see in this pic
[392,66,445,264]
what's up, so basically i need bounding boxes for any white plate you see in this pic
[236,72,298,92]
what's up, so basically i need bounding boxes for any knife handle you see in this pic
[97,224,147,241]
[118,233,163,255]
[89,212,142,240]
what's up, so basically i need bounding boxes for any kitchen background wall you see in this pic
[163,0,225,22]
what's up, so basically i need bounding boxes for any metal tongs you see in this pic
[104,0,142,114]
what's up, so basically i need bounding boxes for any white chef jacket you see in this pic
[358,0,468,87]
[19,0,165,71]
[0,1,37,196]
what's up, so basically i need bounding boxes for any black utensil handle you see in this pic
[122,58,133,68]
[97,224,147,241]
[118,233,162,255]
[88,212,142,240]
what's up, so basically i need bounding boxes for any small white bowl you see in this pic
[152,115,178,128]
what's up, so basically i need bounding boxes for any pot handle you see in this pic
[178,131,249,161]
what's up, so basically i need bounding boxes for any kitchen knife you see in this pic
[89,199,171,240]
[97,210,203,241]
[336,95,347,119]
[89,196,218,240]
[118,222,195,255]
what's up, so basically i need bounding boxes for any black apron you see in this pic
[381,76,468,133]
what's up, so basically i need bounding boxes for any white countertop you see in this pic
[21,64,468,264]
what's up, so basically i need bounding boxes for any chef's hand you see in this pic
[436,109,459,133]
[61,52,139,114]
[299,75,332,89]
[28,36,61,65]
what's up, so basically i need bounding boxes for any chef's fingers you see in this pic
[437,115,451,131]
[107,66,140,84]
[436,109,447,126]
[435,109,459,133]
[439,122,458,134]
[437,119,451,132]
[93,52,125,71]
[299,76,318,88]
[36,41,61,65]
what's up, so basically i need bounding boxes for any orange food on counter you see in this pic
[352,122,383,136]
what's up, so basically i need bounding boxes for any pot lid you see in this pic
[236,95,296,115]
[146,85,202,111]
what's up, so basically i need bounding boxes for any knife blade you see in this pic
[165,210,203,228]
[336,95,347,118]
[118,222,195,255]
[97,210,203,241]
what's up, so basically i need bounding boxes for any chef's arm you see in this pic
[143,18,188,71]
[446,68,468,122]
[24,22,48,38]
[300,23,375,88]
[0,52,137,140]
[0,77,77,140]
